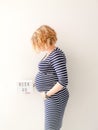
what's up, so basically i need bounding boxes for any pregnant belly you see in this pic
[35,72,57,92]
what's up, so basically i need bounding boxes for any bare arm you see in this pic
[46,82,63,97]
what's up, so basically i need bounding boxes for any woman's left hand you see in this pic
[40,92,46,100]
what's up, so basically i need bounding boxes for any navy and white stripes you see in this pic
[44,88,69,130]
[35,47,68,92]
[50,48,68,88]
[34,47,69,130]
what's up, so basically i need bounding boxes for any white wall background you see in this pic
[0,0,98,130]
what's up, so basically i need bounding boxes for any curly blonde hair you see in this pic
[31,25,57,52]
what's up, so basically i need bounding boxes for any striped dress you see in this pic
[35,47,69,130]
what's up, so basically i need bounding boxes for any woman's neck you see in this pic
[46,45,56,55]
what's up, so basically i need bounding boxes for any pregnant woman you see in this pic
[31,25,69,130]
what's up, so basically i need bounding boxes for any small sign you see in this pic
[17,80,34,94]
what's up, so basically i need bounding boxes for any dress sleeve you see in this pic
[50,50,68,88]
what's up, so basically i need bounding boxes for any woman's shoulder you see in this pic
[51,47,65,57]
[49,47,66,63]
[49,47,66,64]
